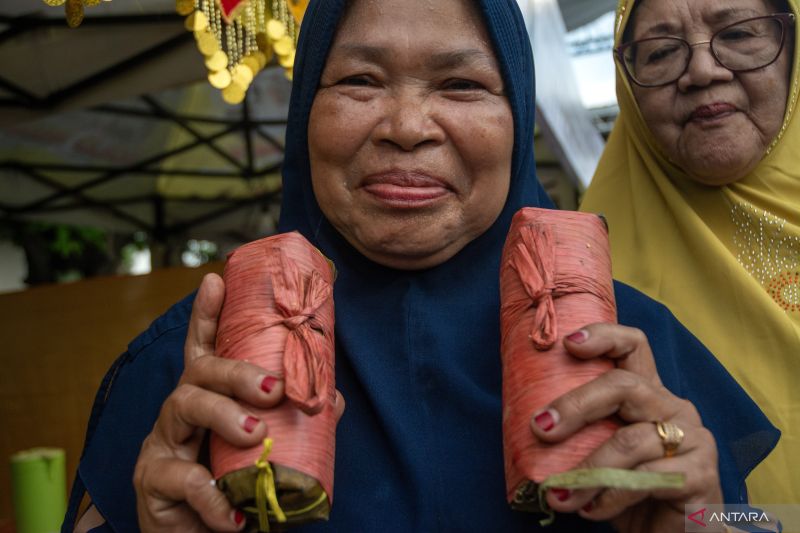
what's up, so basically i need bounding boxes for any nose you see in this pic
[373,89,445,151]
[676,41,734,92]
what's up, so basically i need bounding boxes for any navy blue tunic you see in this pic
[63,285,777,532]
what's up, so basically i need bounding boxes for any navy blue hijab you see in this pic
[63,0,777,531]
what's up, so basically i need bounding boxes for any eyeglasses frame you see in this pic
[614,12,796,88]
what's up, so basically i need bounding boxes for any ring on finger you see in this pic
[654,421,684,458]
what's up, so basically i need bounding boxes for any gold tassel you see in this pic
[181,0,309,104]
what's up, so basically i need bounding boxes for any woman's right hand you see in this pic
[531,324,722,532]
[133,273,286,532]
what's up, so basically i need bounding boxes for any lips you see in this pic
[688,103,737,122]
[361,170,452,206]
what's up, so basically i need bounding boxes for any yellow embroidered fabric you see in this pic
[581,0,800,503]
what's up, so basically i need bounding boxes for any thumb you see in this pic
[185,273,225,364]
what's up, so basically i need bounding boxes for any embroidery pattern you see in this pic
[731,202,800,312]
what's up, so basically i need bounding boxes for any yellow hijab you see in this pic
[581,0,800,503]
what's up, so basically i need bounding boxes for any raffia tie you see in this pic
[268,252,332,415]
[509,225,596,350]
[509,225,559,350]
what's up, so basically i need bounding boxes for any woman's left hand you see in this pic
[530,323,722,533]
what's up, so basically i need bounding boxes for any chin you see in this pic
[683,158,761,186]
[330,208,487,270]
[677,139,763,186]
[340,221,480,270]
[355,236,466,270]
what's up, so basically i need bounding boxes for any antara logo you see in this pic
[688,507,707,527]
[711,511,770,522]
[687,506,773,528]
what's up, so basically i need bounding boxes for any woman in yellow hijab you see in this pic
[581,0,799,504]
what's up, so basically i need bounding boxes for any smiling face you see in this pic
[307,0,513,270]
[628,0,792,185]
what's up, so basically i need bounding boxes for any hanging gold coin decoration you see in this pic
[185,11,210,32]
[232,64,254,86]
[273,35,293,56]
[175,0,195,16]
[205,50,230,71]
[278,50,294,69]
[241,55,261,75]
[40,0,308,92]
[266,19,287,40]
[252,51,268,69]
[196,30,220,55]
[209,69,233,89]
[222,82,246,105]
[41,0,112,27]
[65,0,84,28]
[181,0,309,104]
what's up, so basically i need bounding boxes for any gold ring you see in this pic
[655,421,684,458]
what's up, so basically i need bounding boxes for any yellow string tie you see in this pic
[255,437,287,532]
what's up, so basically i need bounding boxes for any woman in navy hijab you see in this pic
[65,0,777,531]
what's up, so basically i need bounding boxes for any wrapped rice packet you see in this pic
[499,208,619,514]
[211,231,337,532]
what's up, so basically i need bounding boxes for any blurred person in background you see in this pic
[582,0,799,504]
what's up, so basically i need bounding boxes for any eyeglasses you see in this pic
[615,13,795,88]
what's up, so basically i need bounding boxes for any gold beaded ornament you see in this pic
[40,0,307,101]
[182,0,308,104]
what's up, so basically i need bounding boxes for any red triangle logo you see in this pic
[688,508,707,527]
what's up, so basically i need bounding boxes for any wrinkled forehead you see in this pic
[625,0,790,39]
[329,0,497,61]
[337,0,486,27]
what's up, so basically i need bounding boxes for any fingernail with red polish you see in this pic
[566,329,589,343]
[243,415,260,433]
[261,375,278,393]
[533,408,559,432]
[551,488,571,502]
[233,510,245,526]
[582,501,594,513]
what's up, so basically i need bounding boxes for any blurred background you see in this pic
[0,0,618,527]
